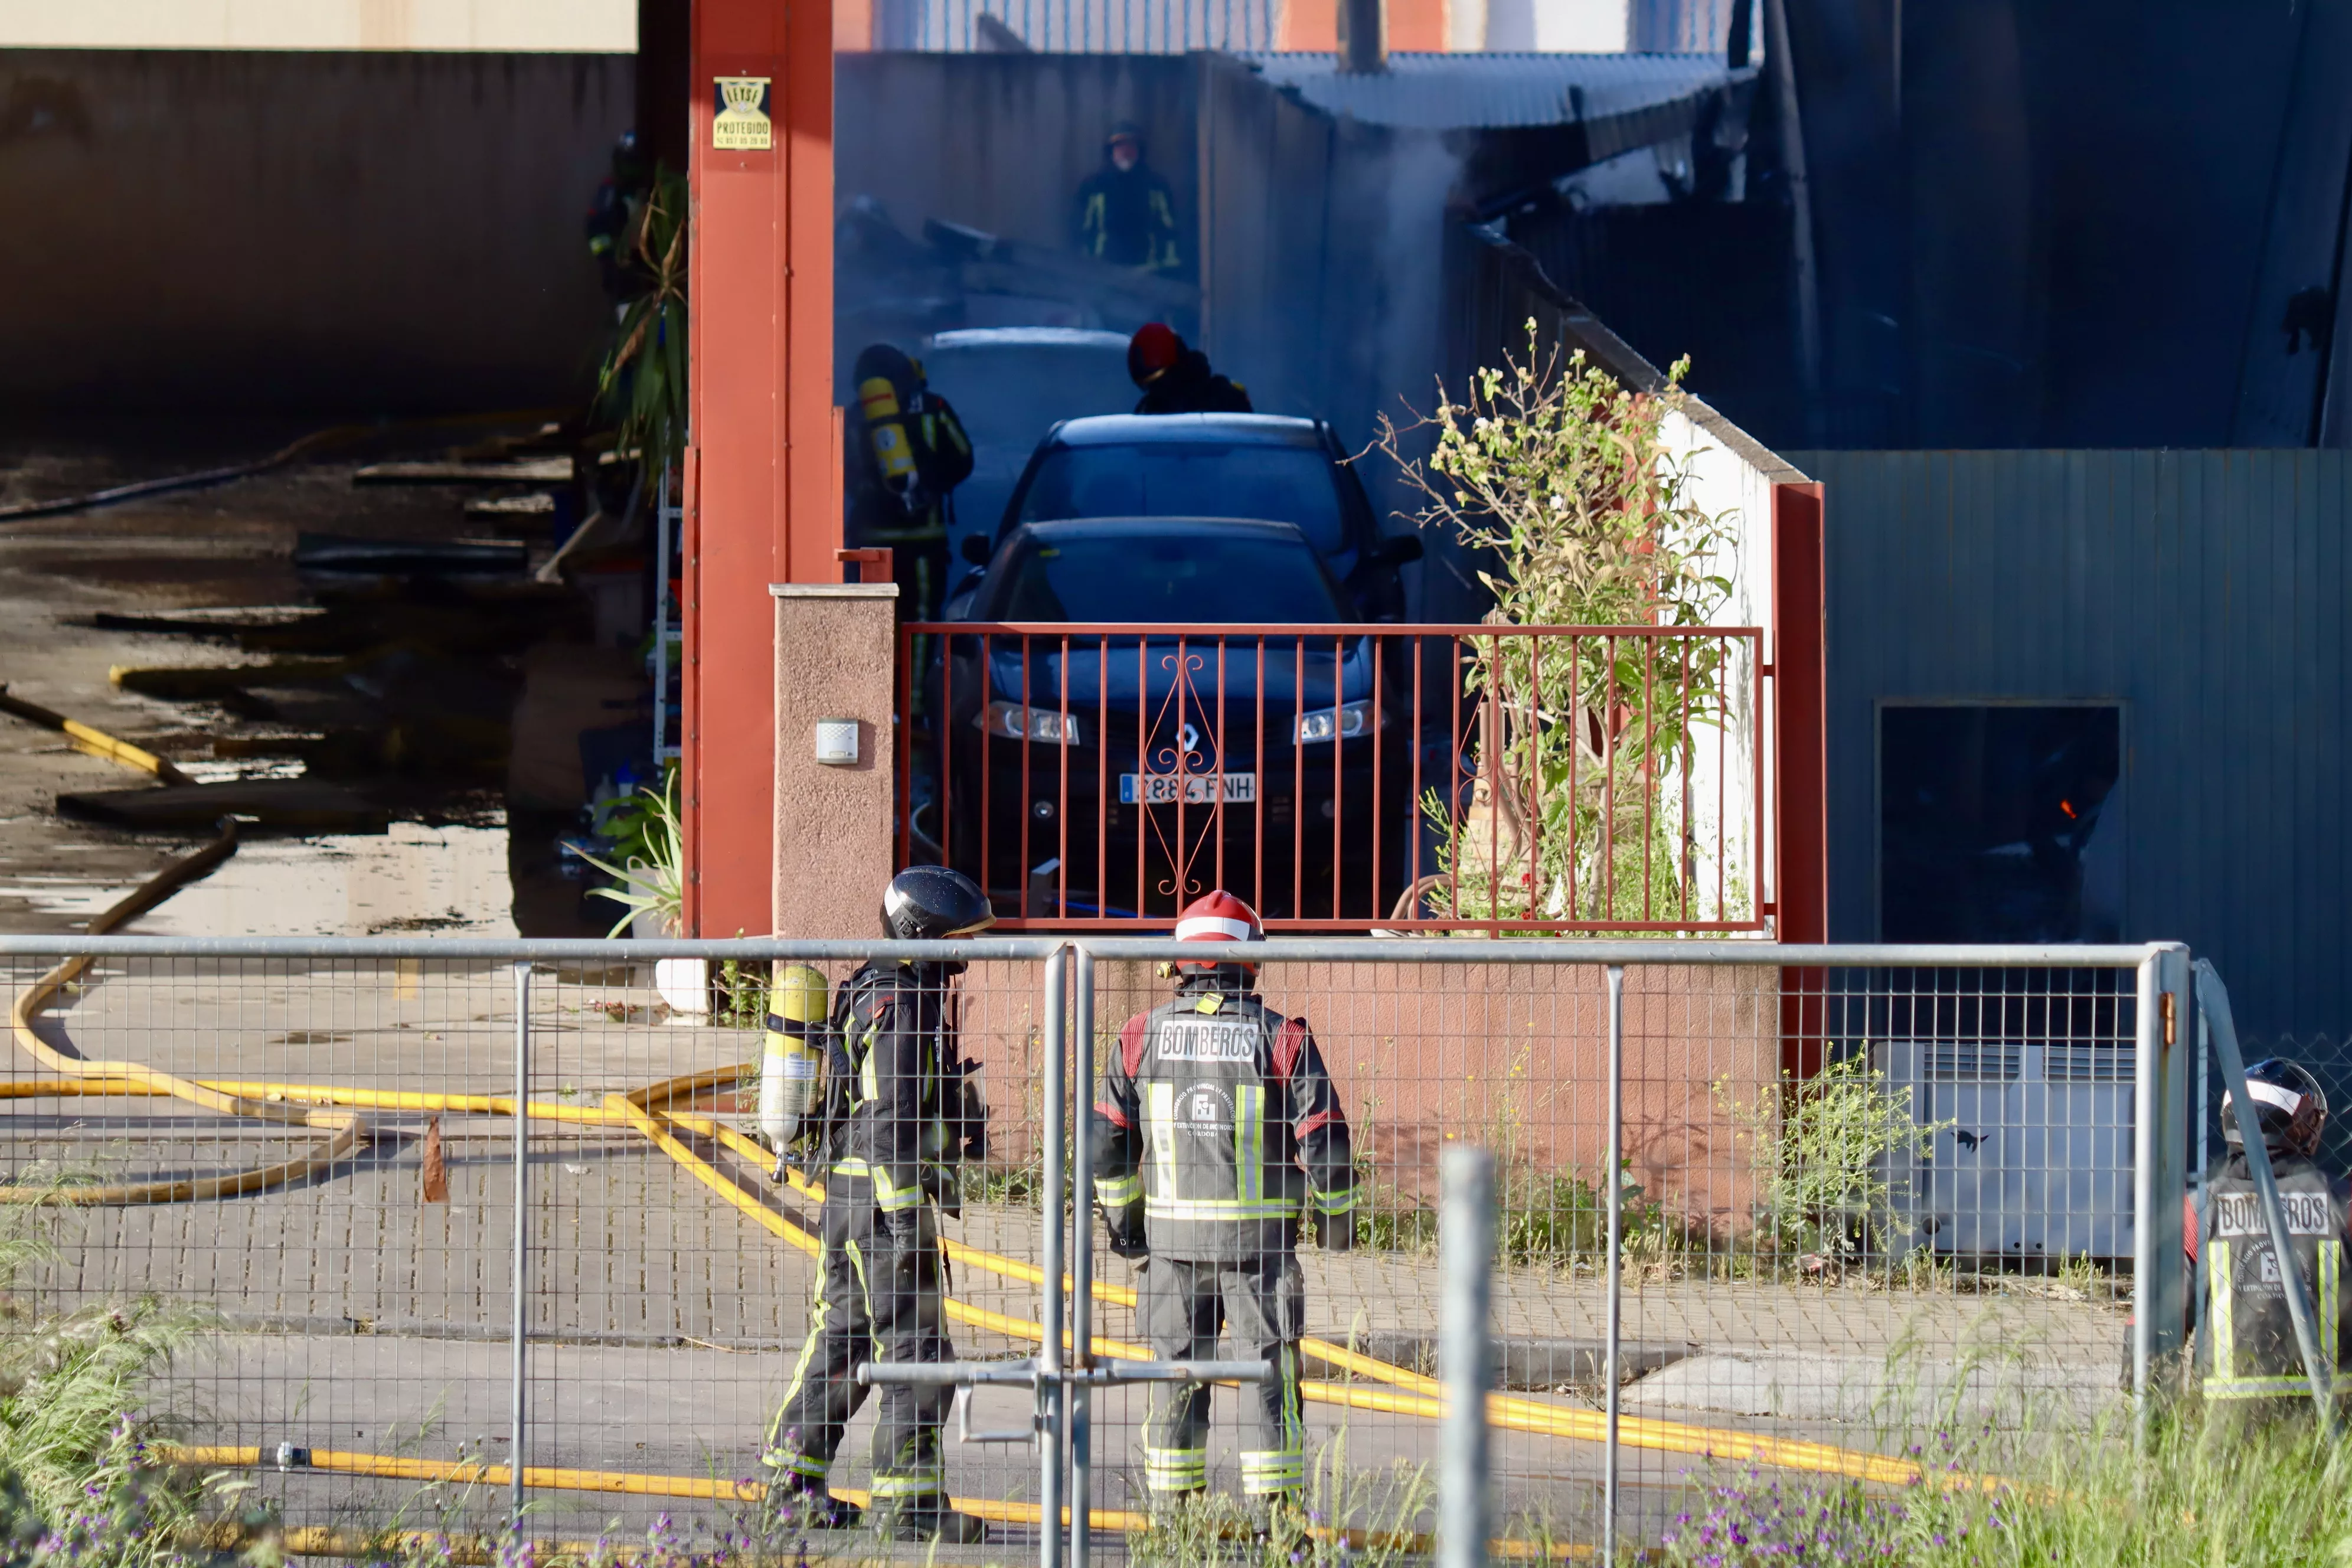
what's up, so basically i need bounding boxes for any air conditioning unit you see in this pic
[1873,1037,2137,1262]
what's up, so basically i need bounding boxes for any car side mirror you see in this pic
[960,533,992,566]
[1379,535,1424,567]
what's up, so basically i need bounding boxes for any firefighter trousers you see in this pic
[764,1172,953,1504]
[1139,1253,1305,1497]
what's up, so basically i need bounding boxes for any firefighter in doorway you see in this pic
[763,867,995,1543]
[1090,890,1361,1510]
[2188,1056,2352,1432]
[1076,120,1182,274]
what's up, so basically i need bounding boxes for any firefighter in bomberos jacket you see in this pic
[1089,890,1363,1511]
[2190,1056,2352,1430]
[762,866,995,1543]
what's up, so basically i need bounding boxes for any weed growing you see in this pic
[1654,1408,2352,1568]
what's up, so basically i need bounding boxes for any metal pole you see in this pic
[2192,1002,2211,1355]
[1438,1146,1495,1568]
[2194,960,2337,1437]
[1039,947,1068,1568]
[651,465,670,764]
[1069,946,1096,1568]
[509,961,531,1528]
[2130,951,2158,1440]
[1603,964,1625,1560]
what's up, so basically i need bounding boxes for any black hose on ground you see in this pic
[0,407,573,524]
[0,425,373,522]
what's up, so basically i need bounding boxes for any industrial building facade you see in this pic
[1800,447,2352,1045]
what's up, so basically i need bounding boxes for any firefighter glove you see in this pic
[1108,1226,1149,1261]
[882,1205,923,1249]
[958,1073,990,1163]
[1312,1209,1355,1253]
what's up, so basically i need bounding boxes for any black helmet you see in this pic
[2223,1057,2328,1157]
[881,865,995,942]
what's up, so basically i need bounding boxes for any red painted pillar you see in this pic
[684,0,835,937]
[1772,479,1829,1077]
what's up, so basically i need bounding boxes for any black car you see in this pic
[925,517,1420,922]
[986,413,1420,620]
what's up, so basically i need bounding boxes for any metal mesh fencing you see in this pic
[0,938,2183,1562]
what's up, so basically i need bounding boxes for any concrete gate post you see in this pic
[771,583,898,940]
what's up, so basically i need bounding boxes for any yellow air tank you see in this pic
[759,964,829,1151]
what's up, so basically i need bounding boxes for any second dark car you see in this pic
[989,413,1421,620]
[925,517,1419,922]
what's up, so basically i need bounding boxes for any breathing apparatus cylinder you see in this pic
[852,344,930,512]
[759,964,829,1149]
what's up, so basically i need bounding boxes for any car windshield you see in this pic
[1015,442,1348,555]
[992,532,1347,624]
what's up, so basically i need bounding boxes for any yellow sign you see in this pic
[712,76,772,151]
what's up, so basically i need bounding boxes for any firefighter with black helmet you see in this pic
[2190,1056,2352,1426]
[763,867,995,1543]
[1090,891,1361,1509]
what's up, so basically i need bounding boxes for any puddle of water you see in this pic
[175,758,307,783]
[0,822,517,939]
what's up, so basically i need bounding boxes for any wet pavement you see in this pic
[0,417,616,939]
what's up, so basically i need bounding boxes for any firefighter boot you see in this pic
[763,1474,861,1533]
[876,1501,988,1544]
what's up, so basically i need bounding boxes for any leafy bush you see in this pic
[1721,1053,1951,1276]
[1374,322,1742,928]
[569,770,683,939]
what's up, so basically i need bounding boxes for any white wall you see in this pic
[1662,396,1796,928]
[0,0,635,50]
[1482,0,1629,53]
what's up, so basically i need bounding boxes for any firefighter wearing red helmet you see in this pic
[1090,890,1360,1508]
[2186,1056,2352,1427]
[1126,323,1253,416]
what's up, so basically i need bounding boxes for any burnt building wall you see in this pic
[0,48,631,414]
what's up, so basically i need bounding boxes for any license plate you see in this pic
[1119,772,1257,805]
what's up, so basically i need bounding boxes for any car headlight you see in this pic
[1293,700,1374,744]
[978,700,1085,746]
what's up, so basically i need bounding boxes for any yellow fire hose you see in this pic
[0,686,192,785]
[154,1446,1588,1560]
[0,836,1955,1526]
[5,824,366,1205]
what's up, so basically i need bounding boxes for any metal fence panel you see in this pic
[0,936,2184,1561]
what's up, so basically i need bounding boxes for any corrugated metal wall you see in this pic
[873,0,1279,50]
[1797,449,2352,1043]
[1629,0,1752,54]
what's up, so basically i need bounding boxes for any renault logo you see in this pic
[1179,721,1201,753]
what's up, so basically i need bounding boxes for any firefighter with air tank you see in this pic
[846,343,973,628]
[2190,1056,2352,1430]
[759,867,995,1544]
[1090,890,1362,1514]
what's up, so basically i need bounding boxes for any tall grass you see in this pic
[0,1193,214,1568]
[1655,1406,2352,1567]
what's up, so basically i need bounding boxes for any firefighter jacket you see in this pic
[1091,977,1361,1262]
[1076,163,1182,273]
[2191,1149,2352,1402]
[827,961,985,1218]
[1133,351,1253,416]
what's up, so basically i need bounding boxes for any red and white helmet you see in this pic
[1174,890,1263,974]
